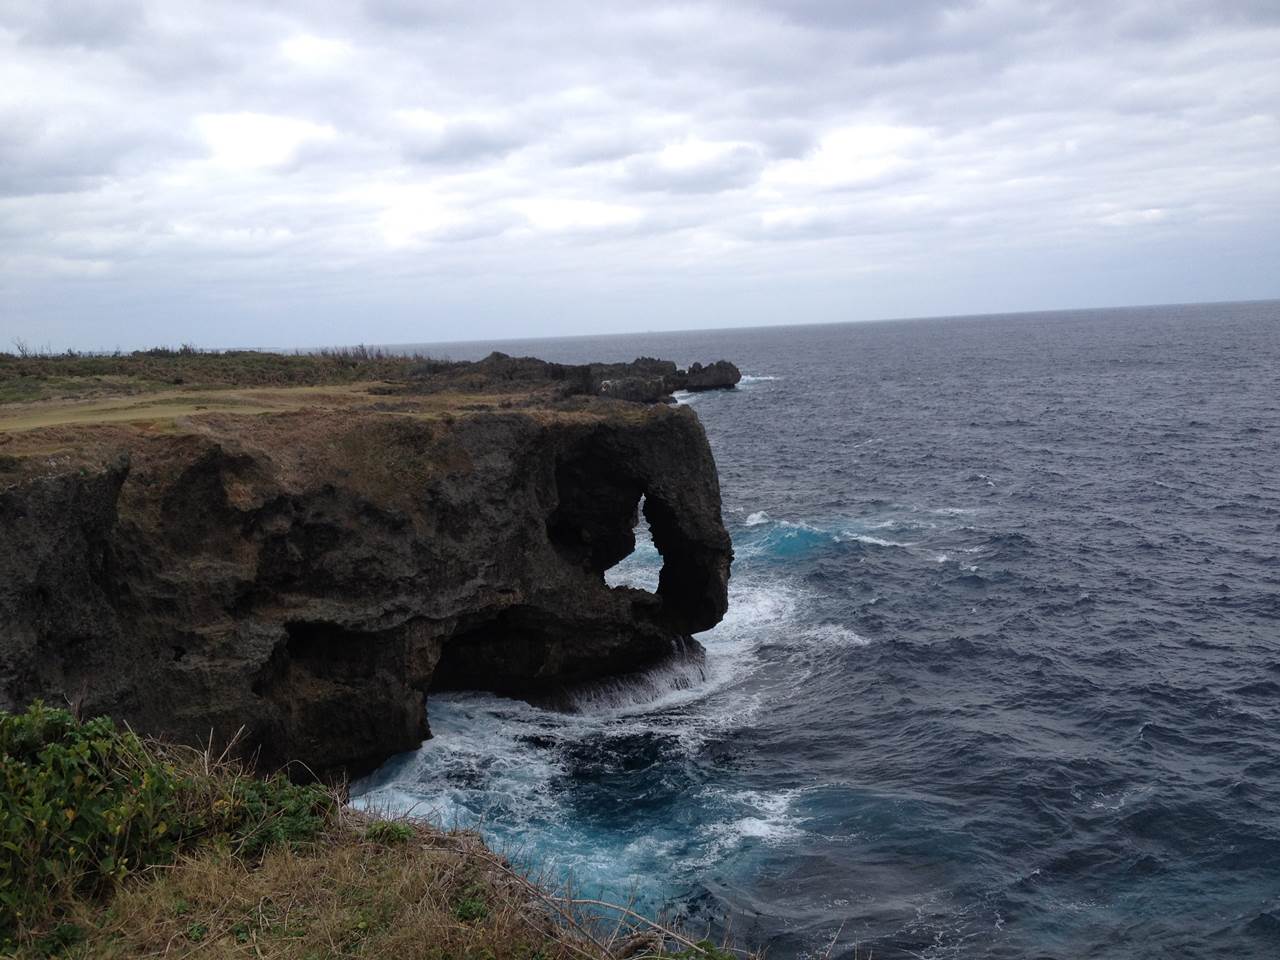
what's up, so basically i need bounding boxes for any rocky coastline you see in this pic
[0,353,738,782]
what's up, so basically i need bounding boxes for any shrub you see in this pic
[453,895,489,923]
[213,775,334,858]
[363,819,415,845]
[669,941,741,960]
[0,702,335,947]
[0,704,181,940]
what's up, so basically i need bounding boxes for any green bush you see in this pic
[363,819,415,845]
[0,702,335,947]
[0,704,181,940]
[216,776,334,859]
[669,941,740,960]
[453,896,489,923]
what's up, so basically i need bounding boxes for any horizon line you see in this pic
[9,295,1278,357]
[279,295,1280,355]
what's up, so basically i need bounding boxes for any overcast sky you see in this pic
[2,0,1278,350]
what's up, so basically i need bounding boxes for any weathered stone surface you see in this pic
[0,399,732,782]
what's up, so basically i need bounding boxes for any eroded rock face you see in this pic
[0,403,732,782]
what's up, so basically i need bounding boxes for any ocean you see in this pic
[352,300,1280,959]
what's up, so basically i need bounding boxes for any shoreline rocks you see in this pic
[0,367,734,782]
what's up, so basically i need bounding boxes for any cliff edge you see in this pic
[0,353,734,781]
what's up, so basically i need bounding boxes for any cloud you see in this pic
[621,140,765,193]
[195,112,337,170]
[761,125,929,192]
[0,0,1277,349]
[514,197,644,233]
[279,34,352,68]
[395,109,529,165]
[5,0,147,48]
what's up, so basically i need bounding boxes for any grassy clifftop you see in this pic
[0,346,673,440]
[0,346,447,405]
[2,704,743,960]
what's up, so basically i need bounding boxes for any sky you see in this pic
[1,0,1278,351]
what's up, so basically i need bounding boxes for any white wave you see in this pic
[862,518,908,529]
[724,814,799,842]
[1087,785,1148,812]
[933,552,952,563]
[777,518,819,531]
[671,390,696,405]
[931,506,978,515]
[703,788,806,854]
[352,692,570,828]
[744,512,928,544]
[837,531,912,548]
[621,576,808,716]
[757,516,918,548]
[738,374,781,383]
[560,586,785,719]
[704,578,799,643]
[564,652,711,715]
[800,623,870,649]
[732,519,826,560]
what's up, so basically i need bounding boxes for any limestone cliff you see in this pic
[0,365,733,782]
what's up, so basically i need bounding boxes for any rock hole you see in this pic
[545,449,646,578]
[604,495,661,593]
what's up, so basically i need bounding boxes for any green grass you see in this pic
[0,346,454,399]
[363,819,415,845]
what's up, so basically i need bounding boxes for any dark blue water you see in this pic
[354,301,1280,959]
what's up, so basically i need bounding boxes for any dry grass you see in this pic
[0,386,539,453]
[0,383,385,434]
[3,707,748,960]
[43,813,744,960]
[0,346,676,453]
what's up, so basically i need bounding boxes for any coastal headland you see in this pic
[0,349,738,782]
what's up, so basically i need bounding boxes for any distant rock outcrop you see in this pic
[674,360,742,392]
[409,353,742,403]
